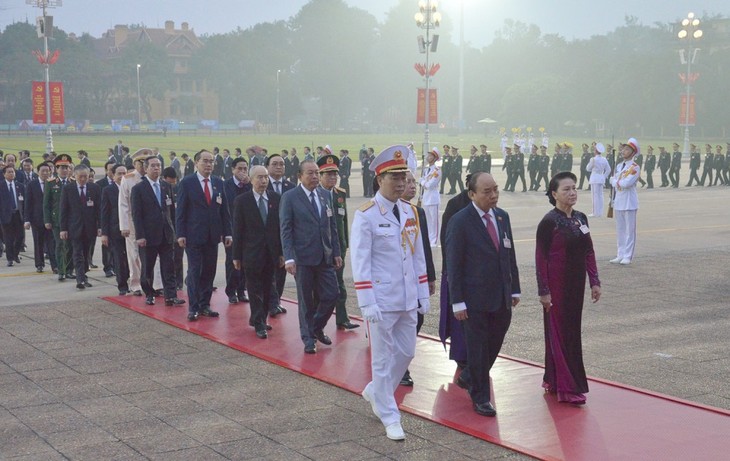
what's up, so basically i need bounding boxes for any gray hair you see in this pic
[73,164,90,174]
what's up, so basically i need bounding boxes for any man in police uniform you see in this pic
[699,143,714,187]
[658,146,671,187]
[317,154,358,330]
[44,154,74,281]
[669,142,682,188]
[644,145,656,189]
[419,147,442,247]
[352,145,430,441]
[686,144,701,187]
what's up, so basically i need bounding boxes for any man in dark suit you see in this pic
[212,147,224,178]
[169,151,181,180]
[176,150,233,321]
[279,159,342,354]
[113,140,125,164]
[95,161,116,277]
[59,165,101,289]
[16,158,37,186]
[222,149,233,180]
[288,148,300,185]
[339,149,352,197]
[77,150,91,168]
[445,172,520,417]
[223,157,251,304]
[181,153,195,177]
[101,164,130,295]
[1,166,25,266]
[265,153,294,316]
[23,161,54,272]
[232,165,283,338]
[131,157,185,307]
[161,167,184,290]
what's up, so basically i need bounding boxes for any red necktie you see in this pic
[203,178,211,205]
[483,213,499,252]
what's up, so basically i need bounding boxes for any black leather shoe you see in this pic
[255,330,268,339]
[14,257,21,264]
[304,343,317,354]
[89,263,98,269]
[66,273,75,279]
[337,321,360,330]
[400,370,414,387]
[132,290,143,296]
[264,324,272,331]
[58,275,65,282]
[187,312,199,321]
[76,283,85,290]
[473,401,496,417]
[199,309,219,317]
[145,296,155,305]
[119,289,129,296]
[269,307,280,317]
[82,281,92,288]
[105,270,114,278]
[456,374,470,390]
[228,296,239,304]
[314,331,332,345]
[36,267,43,273]
[154,289,164,297]
[7,261,13,267]
[238,293,249,302]
[165,298,186,306]
[277,305,287,314]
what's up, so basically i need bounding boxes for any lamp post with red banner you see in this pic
[415,1,441,163]
[678,12,703,157]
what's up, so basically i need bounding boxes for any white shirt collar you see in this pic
[253,190,268,201]
[472,202,495,219]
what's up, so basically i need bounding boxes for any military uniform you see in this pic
[440,150,452,194]
[43,156,74,279]
[527,150,539,190]
[713,146,725,186]
[644,147,656,189]
[536,148,550,191]
[669,146,682,188]
[332,186,351,325]
[605,147,616,188]
[609,138,641,265]
[686,145,701,186]
[699,145,714,186]
[352,145,429,440]
[448,149,464,194]
[339,153,352,197]
[578,146,591,189]
[513,150,526,192]
[419,148,442,246]
[502,149,515,191]
[658,148,671,187]
[479,145,492,174]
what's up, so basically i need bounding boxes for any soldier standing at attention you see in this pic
[686,144,701,186]
[339,149,352,197]
[44,154,74,281]
[419,147,442,247]
[644,145,656,189]
[448,146,465,195]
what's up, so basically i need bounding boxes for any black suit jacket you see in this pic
[0,180,25,224]
[96,176,113,191]
[232,191,282,268]
[175,174,231,246]
[416,206,436,282]
[446,205,520,313]
[131,177,175,247]
[223,177,252,217]
[101,183,122,239]
[59,182,101,240]
[213,154,224,178]
[439,190,471,265]
[266,177,295,196]
[15,170,37,186]
[23,179,45,228]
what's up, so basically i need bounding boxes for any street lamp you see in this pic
[415,0,441,162]
[276,69,281,134]
[678,12,702,156]
[136,64,142,129]
[458,0,464,132]
[27,0,62,155]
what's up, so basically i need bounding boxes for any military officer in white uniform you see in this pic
[609,138,641,265]
[351,145,430,442]
[119,148,163,295]
[418,147,442,246]
[586,142,611,217]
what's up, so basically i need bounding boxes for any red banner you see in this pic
[49,82,65,124]
[679,94,696,126]
[416,88,438,124]
[32,81,46,124]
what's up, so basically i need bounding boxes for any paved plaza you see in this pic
[1,166,728,460]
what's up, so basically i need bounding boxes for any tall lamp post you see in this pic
[27,0,62,155]
[136,64,142,129]
[276,69,281,134]
[678,12,702,156]
[415,1,441,161]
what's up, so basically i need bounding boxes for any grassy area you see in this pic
[1,132,685,167]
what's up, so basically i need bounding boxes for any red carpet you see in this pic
[103,293,730,460]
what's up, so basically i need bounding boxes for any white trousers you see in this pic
[365,309,417,426]
[590,184,604,217]
[614,210,637,261]
[125,234,162,292]
[423,204,439,246]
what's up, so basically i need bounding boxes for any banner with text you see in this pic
[31,81,65,124]
[32,81,45,124]
[49,82,65,124]
[679,94,696,126]
[416,88,438,124]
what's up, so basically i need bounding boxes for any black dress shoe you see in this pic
[119,289,129,296]
[145,296,155,305]
[154,289,164,297]
[337,321,360,330]
[14,257,21,264]
[400,370,414,387]
[473,401,496,417]
[238,293,249,302]
[89,263,98,269]
[36,267,43,273]
[314,331,332,345]
[83,281,92,288]
[264,324,272,331]
[456,374,470,390]
[76,283,85,290]
[132,290,143,296]
[187,312,199,321]
[304,343,317,354]
[228,295,239,304]
[165,297,186,306]
[199,309,219,317]
[105,270,115,278]
[58,275,65,282]
[66,273,75,279]
[7,261,13,267]
[269,307,280,317]
[255,330,268,339]
[277,305,287,314]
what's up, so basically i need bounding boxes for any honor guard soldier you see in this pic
[713,145,725,186]
[578,144,591,189]
[352,145,430,441]
[536,145,550,191]
[527,144,539,191]
[658,146,671,187]
[700,143,714,186]
[339,149,352,197]
[439,145,452,194]
[605,144,616,188]
[419,147,442,246]
[479,144,492,173]
[644,145,656,189]
[448,146,465,194]
[687,144,701,186]
[669,142,682,188]
[43,153,74,281]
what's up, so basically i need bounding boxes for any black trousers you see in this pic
[461,306,512,405]
[245,258,275,331]
[186,243,218,313]
[295,262,338,344]
[1,211,23,261]
[109,236,130,292]
[646,169,654,188]
[269,266,286,311]
[224,245,246,298]
[30,224,49,269]
[174,242,184,289]
[535,171,549,191]
[139,241,176,298]
[71,235,91,283]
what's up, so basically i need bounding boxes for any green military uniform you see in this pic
[439,150,452,194]
[712,147,725,186]
[332,185,350,326]
[43,176,73,279]
[644,147,656,189]
[686,144,701,186]
[658,148,671,187]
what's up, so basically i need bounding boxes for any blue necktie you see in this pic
[310,192,319,216]
[258,195,267,222]
[153,182,161,206]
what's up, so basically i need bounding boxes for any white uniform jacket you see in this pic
[118,170,142,235]
[610,159,640,211]
[419,165,441,206]
[586,155,611,184]
[351,193,429,312]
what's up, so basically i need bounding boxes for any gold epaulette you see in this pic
[358,200,375,212]
[334,186,346,194]
[124,172,136,178]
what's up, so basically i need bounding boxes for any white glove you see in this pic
[417,298,430,315]
[360,304,383,323]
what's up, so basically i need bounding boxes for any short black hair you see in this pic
[111,163,127,174]
[104,160,115,171]
[546,172,577,206]
[265,154,283,167]
[231,157,248,169]
[162,167,177,179]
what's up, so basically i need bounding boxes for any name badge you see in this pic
[216,195,222,204]
[580,224,590,234]
[165,197,173,206]
[326,207,333,218]
[502,236,512,249]
[17,194,24,201]
[86,200,94,207]
[379,223,391,227]
[338,208,345,216]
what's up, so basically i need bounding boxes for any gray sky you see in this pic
[1,0,727,46]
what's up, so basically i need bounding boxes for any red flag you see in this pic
[48,50,60,65]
